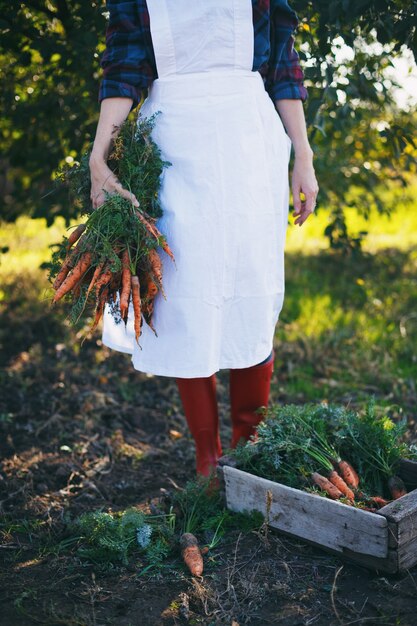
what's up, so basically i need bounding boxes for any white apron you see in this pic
[102,0,291,378]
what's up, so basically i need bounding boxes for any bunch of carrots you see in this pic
[232,401,414,511]
[310,459,407,512]
[47,111,174,344]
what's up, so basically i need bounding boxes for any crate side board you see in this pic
[379,488,417,546]
[397,535,417,571]
[270,526,399,574]
[223,466,388,559]
[398,459,417,490]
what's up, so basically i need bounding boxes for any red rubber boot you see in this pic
[229,349,275,448]
[175,375,223,477]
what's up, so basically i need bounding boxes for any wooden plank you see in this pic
[387,522,399,549]
[341,547,398,574]
[223,466,388,558]
[397,535,417,571]
[398,459,417,489]
[378,488,417,545]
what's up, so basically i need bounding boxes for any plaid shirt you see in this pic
[99,0,308,110]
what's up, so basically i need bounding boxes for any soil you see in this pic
[1,328,417,626]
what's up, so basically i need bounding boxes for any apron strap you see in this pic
[146,0,254,78]
[146,0,177,77]
[233,0,254,71]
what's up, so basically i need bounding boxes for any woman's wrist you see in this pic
[293,144,314,160]
[89,150,108,167]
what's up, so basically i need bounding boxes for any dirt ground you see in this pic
[1,318,417,625]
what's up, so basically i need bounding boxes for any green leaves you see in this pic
[230,400,417,497]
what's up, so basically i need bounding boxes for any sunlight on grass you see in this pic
[286,183,417,253]
[0,216,79,278]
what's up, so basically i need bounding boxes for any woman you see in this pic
[90,0,319,477]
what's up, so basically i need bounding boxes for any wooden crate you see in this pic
[217,457,417,573]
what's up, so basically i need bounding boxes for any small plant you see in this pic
[72,507,175,568]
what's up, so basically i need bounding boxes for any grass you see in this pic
[1,185,417,416]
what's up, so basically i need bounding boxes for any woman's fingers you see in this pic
[113,181,140,207]
[292,182,302,216]
[89,161,140,210]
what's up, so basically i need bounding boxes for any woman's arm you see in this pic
[276,99,318,227]
[89,0,156,210]
[267,0,318,226]
[89,98,139,210]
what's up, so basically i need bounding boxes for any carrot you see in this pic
[66,223,86,252]
[368,496,390,508]
[337,460,360,489]
[135,209,176,264]
[52,251,92,303]
[311,472,343,500]
[131,275,142,345]
[85,261,106,300]
[180,533,204,577]
[52,240,84,290]
[94,267,114,300]
[141,273,158,335]
[148,248,165,297]
[328,470,355,501]
[89,286,109,335]
[120,249,132,321]
[388,476,407,500]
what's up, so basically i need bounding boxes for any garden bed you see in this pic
[217,456,417,573]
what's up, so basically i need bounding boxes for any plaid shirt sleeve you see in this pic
[98,0,157,111]
[264,0,308,102]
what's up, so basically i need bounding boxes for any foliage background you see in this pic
[1,0,416,248]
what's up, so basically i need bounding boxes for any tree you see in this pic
[1,0,416,248]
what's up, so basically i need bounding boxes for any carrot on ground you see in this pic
[131,275,142,345]
[180,533,204,577]
[311,472,343,500]
[388,476,407,500]
[337,460,360,489]
[52,251,92,303]
[328,470,355,501]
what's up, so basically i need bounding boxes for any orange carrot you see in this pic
[388,476,407,500]
[135,209,176,264]
[369,496,390,508]
[141,273,158,335]
[180,533,204,577]
[120,249,131,321]
[94,267,114,300]
[89,286,109,335]
[337,460,360,489]
[52,252,92,303]
[52,240,84,290]
[148,248,165,296]
[328,470,355,501]
[311,472,343,500]
[85,261,106,300]
[131,275,142,345]
[66,223,86,252]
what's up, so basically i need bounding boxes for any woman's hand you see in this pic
[291,149,319,227]
[89,154,140,210]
